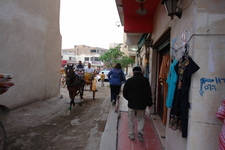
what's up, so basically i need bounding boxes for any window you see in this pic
[90,49,97,53]
[93,57,100,61]
[84,57,89,61]
[69,57,76,61]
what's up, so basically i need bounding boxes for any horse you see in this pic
[65,64,86,115]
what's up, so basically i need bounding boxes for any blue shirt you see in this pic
[166,59,178,108]
[76,65,84,69]
[108,68,126,85]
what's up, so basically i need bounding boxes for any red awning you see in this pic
[61,60,67,65]
[117,0,160,33]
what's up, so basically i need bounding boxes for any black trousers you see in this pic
[110,85,121,101]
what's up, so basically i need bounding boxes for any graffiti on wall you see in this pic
[199,77,225,96]
[171,38,178,57]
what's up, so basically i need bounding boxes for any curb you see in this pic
[99,105,120,150]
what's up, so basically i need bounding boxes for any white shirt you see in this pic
[85,67,95,73]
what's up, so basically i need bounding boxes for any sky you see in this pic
[60,0,124,49]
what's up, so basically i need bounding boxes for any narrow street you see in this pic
[4,82,111,150]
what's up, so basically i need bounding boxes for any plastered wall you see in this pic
[0,1,62,109]
[151,0,225,149]
[187,0,225,149]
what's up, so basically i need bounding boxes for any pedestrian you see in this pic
[100,72,105,87]
[123,66,152,142]
[108,63,126,105]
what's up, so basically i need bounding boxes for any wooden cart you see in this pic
[83,72,97,100]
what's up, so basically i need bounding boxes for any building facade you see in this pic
[61,45,108,69]
[116,0,225,149]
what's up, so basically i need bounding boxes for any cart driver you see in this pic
[84,63,95,74]
[84,63,96,91]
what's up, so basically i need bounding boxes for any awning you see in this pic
[116,0,161,33]
[61,60,67,66]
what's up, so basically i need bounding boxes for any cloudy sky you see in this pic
[60,0,124,49]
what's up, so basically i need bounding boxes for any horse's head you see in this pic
[65,64,84,87]
[65,64,75,79]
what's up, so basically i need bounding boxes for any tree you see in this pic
[99,46,135,68]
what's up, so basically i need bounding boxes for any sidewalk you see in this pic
[99,91,165,150]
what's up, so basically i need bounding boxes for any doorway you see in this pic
[153,29,170,125]
[157,45,170,124]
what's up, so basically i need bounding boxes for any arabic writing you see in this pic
[199,77,225,96]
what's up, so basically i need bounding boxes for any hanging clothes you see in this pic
[169,56,200,138]
[216,98,225,150]
[159,55,170,125]
[166,59,178,108]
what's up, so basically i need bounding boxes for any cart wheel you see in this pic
[62,83,66,88]
[0,122,6,150]
[61,76,66,88]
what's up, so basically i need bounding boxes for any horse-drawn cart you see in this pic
[63,64,98,114]
[61,67,97,98]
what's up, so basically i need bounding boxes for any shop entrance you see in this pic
[158,45,170,124]
[153,30,170,125]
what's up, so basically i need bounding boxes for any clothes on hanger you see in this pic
[166,59,178,108]
[169,56,200,138]
[159,55,170,125]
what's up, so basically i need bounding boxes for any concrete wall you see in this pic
[151,0,225,149]
[0,1,61,109]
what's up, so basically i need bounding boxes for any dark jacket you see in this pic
[123,72,152,110]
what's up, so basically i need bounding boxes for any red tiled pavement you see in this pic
[118,112,164,150]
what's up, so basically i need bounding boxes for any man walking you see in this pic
[123,66,152,142]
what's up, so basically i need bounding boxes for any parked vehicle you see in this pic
[97,70,110,82]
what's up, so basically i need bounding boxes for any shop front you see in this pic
[116,0,225,149]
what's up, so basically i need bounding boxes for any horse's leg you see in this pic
[71,90,76,109]
[68,89,76,115]
[67,90,73,115]
[80,82,85,102]
[76,86,82,106]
